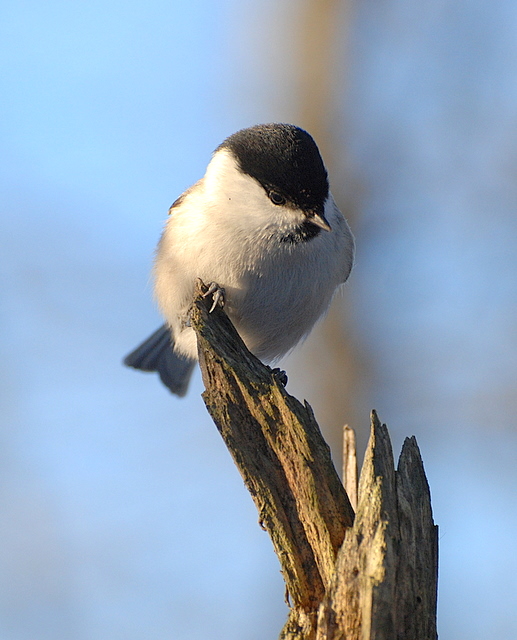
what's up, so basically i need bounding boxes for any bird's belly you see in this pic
[157,226,345,363]
[226,268,334,362]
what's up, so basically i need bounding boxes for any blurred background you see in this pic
[2,0,517,638]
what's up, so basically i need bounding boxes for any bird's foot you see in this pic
[271,367,288,387]
[202,281,226,313]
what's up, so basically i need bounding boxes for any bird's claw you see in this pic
[271,367,288,387]
[202,282,226,313]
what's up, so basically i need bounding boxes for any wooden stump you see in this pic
[189,281,438,640]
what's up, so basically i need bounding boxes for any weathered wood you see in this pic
[394,436,439,639]
[342,425,358,511]
[316,412,438,640]
[189,281,438,639]
[190,280,355,615]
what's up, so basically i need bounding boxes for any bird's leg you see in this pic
[202,281,226,313]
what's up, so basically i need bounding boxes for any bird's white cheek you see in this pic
[204,152,305,231]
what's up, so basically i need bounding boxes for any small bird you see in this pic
[124,123,354,396]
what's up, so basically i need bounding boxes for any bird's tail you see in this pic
[124,324,196,397]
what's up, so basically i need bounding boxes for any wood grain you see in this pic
[189,281,437,639]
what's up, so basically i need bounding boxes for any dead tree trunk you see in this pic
[190,281,438,640]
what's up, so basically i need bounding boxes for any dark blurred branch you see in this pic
[290,0,367,460]
[189,281,438,640]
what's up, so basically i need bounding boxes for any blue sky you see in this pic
[1,3,289,638]
[2,1,517,638]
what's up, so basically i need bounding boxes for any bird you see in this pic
[124,123,354,396]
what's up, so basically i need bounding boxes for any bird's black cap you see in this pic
[218,123,329,213]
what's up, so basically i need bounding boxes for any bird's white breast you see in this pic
[154,150,354,361]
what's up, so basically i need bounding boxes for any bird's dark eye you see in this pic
[269,191,286,205]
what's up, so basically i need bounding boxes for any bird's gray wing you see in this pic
[124,324,196,397]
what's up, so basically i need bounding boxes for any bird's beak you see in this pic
[307,211,332,231]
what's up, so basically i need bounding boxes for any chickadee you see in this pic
[125,123,354,396]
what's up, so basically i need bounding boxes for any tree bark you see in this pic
[189,281,438,639]
[316,417,438,640]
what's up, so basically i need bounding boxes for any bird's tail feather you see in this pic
[124,324,196,397]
